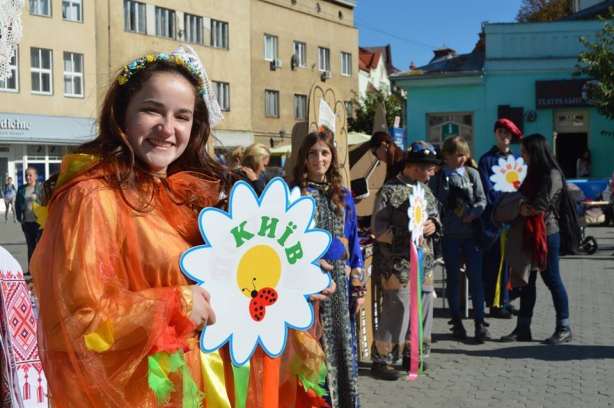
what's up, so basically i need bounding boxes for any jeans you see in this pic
[22,222,42,268]
[4,197,15,220]
[442,236,485,319]
[517,233,570,327]
[482,239,520,307]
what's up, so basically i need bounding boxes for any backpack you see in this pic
[554,183,582,256]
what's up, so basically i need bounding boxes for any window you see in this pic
[427,113,474,153]
[211,20,229,49]
[213,81,230,111]
[63,52,83,97]
[0,48,18,92]
[293,41,306,68]
[30,0,50,16]
[294,95,307,120]
[265,90,279,117]
[184,14,203,44]
[62,0,82,22]
[344,101,353,117]
[264,34,278,61]
[155,7,175,39]
[124,0,146,34]
[31,48,53,95]
[341,52,352,76]
[318,47,330,72]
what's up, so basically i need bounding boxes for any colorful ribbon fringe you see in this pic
[406,241,424,381]
[148,350,204,407]
[493,228,507,308]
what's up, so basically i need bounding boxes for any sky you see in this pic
[354,0,524,70]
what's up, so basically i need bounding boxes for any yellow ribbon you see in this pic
[200,351,231,408]
[84,319,115,352]
[493,229,507,308]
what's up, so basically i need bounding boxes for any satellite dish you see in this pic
[291,54,298,71]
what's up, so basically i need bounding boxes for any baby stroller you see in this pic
[568,183,600,254]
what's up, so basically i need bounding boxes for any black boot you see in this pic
[542,325,572,345]
[370,362,404,381]
[448,317,467,340]
[500,324,532,342]
[474,319,492,343]
[490,306,512,319]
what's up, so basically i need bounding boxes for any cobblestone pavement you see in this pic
[2,216,613,407]
[358,226,614,408]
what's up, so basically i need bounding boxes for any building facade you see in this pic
[0,0,358,184]
[393,19,614,178]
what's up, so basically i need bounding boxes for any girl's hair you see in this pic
[53,59,232,210]
[226,145,245,168]
[293,131,346,213]
[580,149,591,163]
[241,143,271,173]
[521,133,566,189]
[442,136,471,158]
[369,131,404,181]
[26,166,38,175]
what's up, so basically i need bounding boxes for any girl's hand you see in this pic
[190,285,216,330]
[309,277,337,302]
[350,297,365,315]
[241,167,258,181]
[423,219,436,236]
[462,214,476,223]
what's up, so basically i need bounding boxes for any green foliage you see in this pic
[516,0,572,22]
[347,88,403,133]
[573,8,614,136]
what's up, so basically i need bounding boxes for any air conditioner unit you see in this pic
[321,70,332,80]
[270,59,282,70]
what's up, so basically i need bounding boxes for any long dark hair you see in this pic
[293,132,346,213]
[521,133,565,190]
[369,131,404,181]
[47,59,232,211]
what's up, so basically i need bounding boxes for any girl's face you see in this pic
[25,170,37,186]
[445,152,467,170]
[258,155,270,174]
[371,141,388,161]
[305,140,332,181]
[124,72,196,173]
[520,144,531,166]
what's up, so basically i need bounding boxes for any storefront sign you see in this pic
[535,79,590,109]
[0,113,95,143]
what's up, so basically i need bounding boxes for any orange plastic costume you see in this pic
[31,155,328,407]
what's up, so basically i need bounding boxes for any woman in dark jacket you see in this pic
[501,134,572,345]
[16,167,43,277]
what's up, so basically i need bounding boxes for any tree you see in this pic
[573,8,614,136]
[516,0,572,22]
[347,88,403,134]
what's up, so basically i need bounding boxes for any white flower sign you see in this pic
[489,156,527,192]
[407,183,427,247]
[181,178,332,366]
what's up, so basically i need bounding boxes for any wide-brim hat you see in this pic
[400,141,443,165]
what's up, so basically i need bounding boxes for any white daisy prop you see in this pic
[407,183,427,247]
[181,178,332,366]
[489,156,527,192]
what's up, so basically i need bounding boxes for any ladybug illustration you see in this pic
[242,278,278,322]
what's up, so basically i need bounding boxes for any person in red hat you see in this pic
[478,118,523,319]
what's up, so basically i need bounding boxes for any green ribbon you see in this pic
[148,351,205,407]
[231,361,251,408]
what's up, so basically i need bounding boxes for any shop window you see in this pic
[31,48,53,95]
[48,145,66,160]
[64,52,84,97]
[124,0,146,34]
[264,34,278,61]
[318,47,330,72]
[62,0,82,22]
[0,48,18,92]
[211,20,229,50]
[27,145,46,160]
[155,7,176,39]
[427,113,474,153]
[184,14,203,44]
[30,0,51,17]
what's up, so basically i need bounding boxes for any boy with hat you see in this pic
[369,141,442,381]
[478,118,523,318]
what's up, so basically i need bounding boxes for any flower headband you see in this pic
[117,44,224,128]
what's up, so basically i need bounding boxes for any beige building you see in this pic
[0,0,358,183]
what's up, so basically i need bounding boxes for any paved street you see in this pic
[2,214,613,407]
[358,225,614,408]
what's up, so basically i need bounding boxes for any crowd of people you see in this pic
[2,44,596,407]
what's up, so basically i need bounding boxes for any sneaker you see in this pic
[448,317,467,340]
[542,325,572,345]
[422,342,431,358]
[490,306,512,319]
[370,362,404,381]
